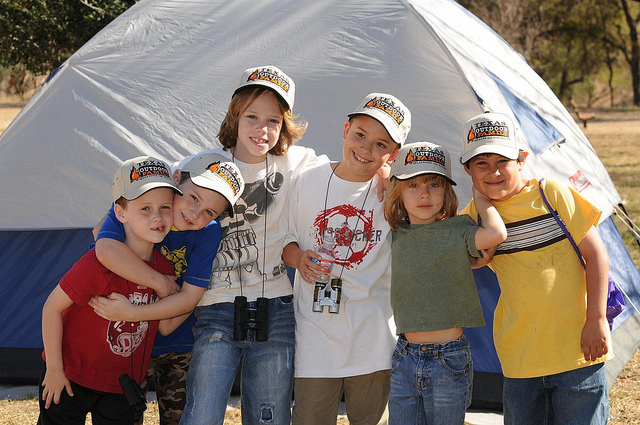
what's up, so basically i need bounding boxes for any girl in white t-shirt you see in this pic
[179,66,323,425]
[383,141,506,425]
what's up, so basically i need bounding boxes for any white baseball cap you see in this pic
[460,112,518,163]
[234,65,295,110]
[112,156,182,202]
[391,141,456,185]
[348,93,411,147]
[180,153,245,217]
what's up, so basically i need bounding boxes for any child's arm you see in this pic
[89,281,205,323]
[473,187,508,250]
[158,312,192,336]
[41,286,75,408]
[95,238,180,298]
[283,242,323,283]
[578,226,610,361]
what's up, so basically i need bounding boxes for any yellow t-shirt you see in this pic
[462,178,612,378]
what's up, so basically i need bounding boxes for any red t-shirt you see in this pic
[42,249,173,393]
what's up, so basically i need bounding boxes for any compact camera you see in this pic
[233,296,269,341]
[119,373,147,416]
[312,277,342,313]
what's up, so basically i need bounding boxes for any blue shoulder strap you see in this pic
[538,178,586,269]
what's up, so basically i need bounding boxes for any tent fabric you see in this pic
[1,0,639,407]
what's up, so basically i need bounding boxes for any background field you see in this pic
[0,101,638,424]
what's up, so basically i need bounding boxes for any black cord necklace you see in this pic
[322,162,372,280]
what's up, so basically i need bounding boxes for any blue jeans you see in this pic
[388,335,473,425]
[503,363,609,425]
[179,296,295,425]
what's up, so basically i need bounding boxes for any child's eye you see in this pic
[206,210,214,217]
[141,206,150,211]
[191,195,198,203]
[409,183,418,188]
[376,142,387,149]
[246,114,257,119]
[430,182,440,188]
[162,205,172,210]
[269,118,281,125]
[356,132,365,139]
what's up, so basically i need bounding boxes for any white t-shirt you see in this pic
[287,162,396,378]
[177,145,325,305]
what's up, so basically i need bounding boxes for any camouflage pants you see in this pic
[135,352,191,425]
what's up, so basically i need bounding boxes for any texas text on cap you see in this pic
[460,112,518,163]
[112,156,182,203]
[391,141,456,185]
[180,152,245,218]
[348,93,411,147]
[234,65,295,110]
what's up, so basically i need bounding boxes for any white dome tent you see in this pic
[1,0,638,408]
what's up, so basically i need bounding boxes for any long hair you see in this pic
[217,86,308,156]
[384,174,458,231]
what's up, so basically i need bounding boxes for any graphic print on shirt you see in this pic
[160,245,187,277]
[106,290,158,357]
[312,204,380,270]
[211,171,286,289]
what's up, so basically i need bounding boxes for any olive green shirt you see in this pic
[391,214,486,333]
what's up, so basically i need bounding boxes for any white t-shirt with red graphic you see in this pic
[287,162,396,378]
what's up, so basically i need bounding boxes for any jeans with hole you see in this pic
[179,296,295,425]
[503,363,609,425]
[388,335,472,425]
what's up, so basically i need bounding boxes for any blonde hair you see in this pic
[384,174,458,231]
[217,86,308,156]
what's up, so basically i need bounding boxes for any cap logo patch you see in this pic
[129,160,170,182]
[404,146,446,168]
[364,96,405,125]
[248,69,290,93]
[207,162,242,196]
[468,120,510,143]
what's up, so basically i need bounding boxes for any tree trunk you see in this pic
[619,0,640,105]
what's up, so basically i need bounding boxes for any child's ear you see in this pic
[173,169,181,185]
[342,121,351,142]
[517,151,529,169]
[113,203,127,224]
[387,146,400,163]
[464,163,472,176]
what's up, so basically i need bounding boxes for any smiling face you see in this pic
[233,90,284,163]
[401,175,446,225]
[115,187,174,245]
[337,115,399,182]
[172,177,229,231]
[465,153,528,201]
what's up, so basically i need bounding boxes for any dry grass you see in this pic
[0,102,638,424]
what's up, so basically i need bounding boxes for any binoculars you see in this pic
[312,277,342,313]
[234,296,269,341]
[119,373,147,416]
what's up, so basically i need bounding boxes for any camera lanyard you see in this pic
[232,152,268,299]
[125,280,148,384]
[322,162,372,280]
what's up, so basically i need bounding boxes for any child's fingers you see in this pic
[64,381,74,398]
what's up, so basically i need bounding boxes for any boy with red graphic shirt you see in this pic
[38,156,184,425]
[283,93,411,425]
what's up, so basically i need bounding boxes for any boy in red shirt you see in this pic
[38,156,184,425]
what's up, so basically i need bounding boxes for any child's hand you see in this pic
[472,185,491,207]
[89,292,135,321]
[580,317,610,361]
[376,164,391,202]
[42,367,73,409]
[296,249,324,284]
[469,247,496,269]
[156,274,180,298]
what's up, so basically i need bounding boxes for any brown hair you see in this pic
[114,197,128,209]
[383,174,458,231]
[217,86,308,156]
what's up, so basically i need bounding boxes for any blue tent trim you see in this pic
[489,71,565,155]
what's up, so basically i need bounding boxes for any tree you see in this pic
[611,0,640,105]
[0,1,136,78]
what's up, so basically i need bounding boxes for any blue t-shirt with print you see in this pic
[97,205,221,354]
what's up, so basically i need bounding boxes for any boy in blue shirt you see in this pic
[91,152,244,425]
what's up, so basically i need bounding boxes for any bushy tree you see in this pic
[0,0,136,76]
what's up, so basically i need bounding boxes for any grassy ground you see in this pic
[0,104,638,424]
